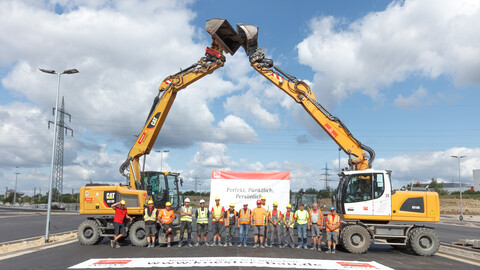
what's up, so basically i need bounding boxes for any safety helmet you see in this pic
[200,199,206,204]
[330,206,336,211]
[215,197,220,201]
[166,202,172,207]
[243,202,248,205]
[229,203,235,207]
[256,200,261,204]
[273,202,278,206]
[261,196,266,200]
[184,198,190,203]
[120,200,126,205]
[286,204,292,208]
[147,200,154,204]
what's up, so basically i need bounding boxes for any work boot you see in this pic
[205,242,210,247]
[146,242,150,248]
[310,245,316,250]
[253,243,258,248]
[332,249,336,254]
[189,242,193,247]
[151,242,155,248]
[296,245,301,249]
[325,249,331,254]
[110,240,115,248]
[178,242,183,248]
[167,243,171,248]
[115,242,120,248]
[261,244,265,248]
[195,242,200,247]
[229,242,232,247]
[237,244,242,248]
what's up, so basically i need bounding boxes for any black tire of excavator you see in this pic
[77,220,102,245]
[341,225,371,254]
[407,227,439,256]
[129,220,148,247]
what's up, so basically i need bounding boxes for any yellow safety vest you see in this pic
[180,206,192,222]
[212,205,224,223]
[295,210,309,225]
[196,208,209,224]
[144,207,158,222]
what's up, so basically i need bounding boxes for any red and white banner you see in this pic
[70,257,393,269]
[209,171,290,211]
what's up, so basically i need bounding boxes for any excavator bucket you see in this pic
[205,18,241,55]
[236,24,259,57]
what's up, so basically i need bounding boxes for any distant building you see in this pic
[441,183,473,193]
[473,170,480,191]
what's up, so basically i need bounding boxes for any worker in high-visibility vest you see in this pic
[211,196,225,246]
[267,202,282,247]
[144,200,159,248]
[261,196,269,245]
[237,203,251,247]
[282,204,295,248]
[179,198,193,247]
[251,200,267,248]
[195,199,209,246]
[223,203,237,246]
[295,203,310,249]
[159,202,175,248]
[309,203,324,251]
[325,206,341,254]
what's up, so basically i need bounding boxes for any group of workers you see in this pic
[112,196,341,253]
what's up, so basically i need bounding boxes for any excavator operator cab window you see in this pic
[345,174,373,203]
[373,173,385,199]
[142,171,167,208]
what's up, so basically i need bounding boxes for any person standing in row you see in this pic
[144,200,158,248]
[179,198,193,247]
[159,202,175,248]
[261,196,269,246]
[295,203,310,249]
[251,200,267,248]
[111,200,133,248]
[224,203,237,246]
[325,206,341,254]
[211,197,225,246]
[267,202,282,247]
[195,199,209,246]
[282,204,295,248]
[309,203,324,251]
[237,203,251,247]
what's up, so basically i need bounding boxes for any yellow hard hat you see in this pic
[286,204,292,208]
[166,202,171,206]
[273,202,278,206]
[215,197,220,201]
[120,200,126,205]
[229,203,235,207]
[261,196,266,200]
[147,200,154,204]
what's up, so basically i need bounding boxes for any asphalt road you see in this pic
[3,239,479,270]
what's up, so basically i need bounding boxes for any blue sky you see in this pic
[1,0,479,196]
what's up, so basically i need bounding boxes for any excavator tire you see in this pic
[129,220,148,247]
[407,227,439,256]
[78,220,102,245]
[341,225,371,254]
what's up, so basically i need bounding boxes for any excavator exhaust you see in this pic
[236,24,259,57]
[205,18,242,55]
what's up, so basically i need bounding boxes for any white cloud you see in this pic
[190,142,238,169]
[297,0,480,105]
[394,86,433,109]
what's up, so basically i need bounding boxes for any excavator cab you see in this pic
[141,171,182,211]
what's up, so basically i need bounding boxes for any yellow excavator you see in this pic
[234,22,440,256]
[77,19,241,246]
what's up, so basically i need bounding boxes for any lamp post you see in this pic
[156,150,170,171]
[451,155,466,222]
[14,167,19,206]
[40,68,79,242]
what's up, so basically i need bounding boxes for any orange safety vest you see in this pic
[160,209,174,224]
[238,208,251,225]
[224,209,237,227]
[309,209,323,226]
[252,207,267,226]
[326,214,340,232]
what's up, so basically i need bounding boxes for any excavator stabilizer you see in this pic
[237,24,259,57]
[205,18,241,55]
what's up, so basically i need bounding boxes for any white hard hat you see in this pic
[199,199,206,203]
[184,198,190,203]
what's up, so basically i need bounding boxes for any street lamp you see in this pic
[40,68,79,243]
[156,150,170,171]
[451,155,466,222]
[14,167,19,206]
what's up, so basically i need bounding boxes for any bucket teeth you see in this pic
[205,18,241,55]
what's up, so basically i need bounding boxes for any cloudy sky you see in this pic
[1,0,479,196]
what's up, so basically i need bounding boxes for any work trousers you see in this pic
[297,224,308,247]
[180,221,192,243]
[238,224,249,245]
[283,226,295,245]
[268,224,282,245]
[224,225,235,244]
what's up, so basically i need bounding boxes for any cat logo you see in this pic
[147,112,161,129]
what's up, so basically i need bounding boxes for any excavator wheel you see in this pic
[78,220,102,245]
[407,227,439,256]
[129,220,148,247]
[341,225,371,254]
